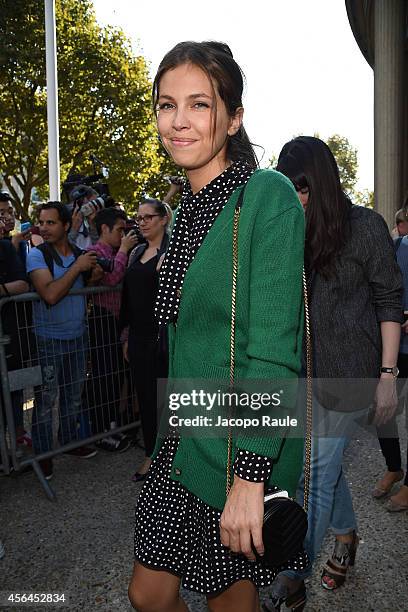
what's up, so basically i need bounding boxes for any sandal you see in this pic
[321,531,359,590]
[263,577,306,611]
[372,470,404,498]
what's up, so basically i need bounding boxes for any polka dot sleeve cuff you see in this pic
[233,449,273,482]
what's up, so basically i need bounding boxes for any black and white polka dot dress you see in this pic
[134,437,307,595]
[134,164,308,595]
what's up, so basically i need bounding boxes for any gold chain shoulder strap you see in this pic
[227,190,313,514]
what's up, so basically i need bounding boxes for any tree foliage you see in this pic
[354,188,374,208]
[0,0,176,217]
[324,134,358,194]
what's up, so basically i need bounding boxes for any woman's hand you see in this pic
[374,374,398,426]
[122,340,129,362]
[71,207,83,232]
[219,476,264,561]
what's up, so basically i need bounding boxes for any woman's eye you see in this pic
[157,102,175,111]
[193,102,210,109]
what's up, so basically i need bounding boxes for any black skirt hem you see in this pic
[134,556,262,597]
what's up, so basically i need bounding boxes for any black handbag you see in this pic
[226,185,312,568]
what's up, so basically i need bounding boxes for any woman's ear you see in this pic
[228,107,244,137]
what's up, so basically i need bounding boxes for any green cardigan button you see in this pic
[174,467,182,476]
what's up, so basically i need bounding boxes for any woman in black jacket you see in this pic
[119,199,170,481]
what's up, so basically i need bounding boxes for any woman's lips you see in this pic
[170,138,196,147]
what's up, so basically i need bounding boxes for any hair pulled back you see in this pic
[140,197,172,231]
[153,41,258,169]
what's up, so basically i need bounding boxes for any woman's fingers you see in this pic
[220,523,262,560]
[239,529,256,561]
[250,522,264,559]
[219,523,230,549]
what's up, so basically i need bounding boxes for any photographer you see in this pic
[85,208,138,452]
[68,185,101,249]
[26,201,102,479]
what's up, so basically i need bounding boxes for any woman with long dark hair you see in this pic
[128,41,307,612]
[272,136,403,600]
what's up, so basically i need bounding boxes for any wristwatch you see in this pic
[380,366,399,378]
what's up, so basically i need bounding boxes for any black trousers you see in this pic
[128,329,167,458]
[377,352,408,486]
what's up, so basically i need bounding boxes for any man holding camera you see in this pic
[26,201,103,478]
[85,207,137,452]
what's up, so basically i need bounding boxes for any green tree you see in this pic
[0,0,175,217]
[324,134,358,194]
[354,189,374,208]
[266,153,278,169]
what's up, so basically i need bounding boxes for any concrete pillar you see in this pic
[374,0,405,227]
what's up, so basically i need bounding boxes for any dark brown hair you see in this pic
[277,136,351,277]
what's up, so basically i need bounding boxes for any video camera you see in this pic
[70,189,116,218]
[62,154,116,216]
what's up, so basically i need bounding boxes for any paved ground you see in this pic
[1,433,407,612]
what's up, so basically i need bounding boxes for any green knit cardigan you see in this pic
[155,169,305,510]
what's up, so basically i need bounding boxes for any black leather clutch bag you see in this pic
[255,490,308,567]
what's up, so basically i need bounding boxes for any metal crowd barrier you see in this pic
[0,285,140,500]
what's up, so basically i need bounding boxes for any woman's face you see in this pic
[397,220,408,236]
[137,204,166,242]
[156,63,242,189]
[296,186,309,209]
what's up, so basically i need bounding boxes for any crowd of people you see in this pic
[1,39,407,611]
[0,181,179,481]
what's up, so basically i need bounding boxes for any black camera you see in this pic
[80,250,113,274]
[95,257,114,273]
[125,220,146,244]
[62,166,115,215]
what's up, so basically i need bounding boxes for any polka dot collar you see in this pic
[155,161,255,326]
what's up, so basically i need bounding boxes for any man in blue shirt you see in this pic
[26,202,102,479]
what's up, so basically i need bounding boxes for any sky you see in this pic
[93,0,374,191]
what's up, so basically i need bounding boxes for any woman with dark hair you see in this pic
[128,41,307,612]
[119,198,170,481]
[271,136,403,599]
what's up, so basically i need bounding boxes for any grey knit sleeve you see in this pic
[362,211,404,323]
